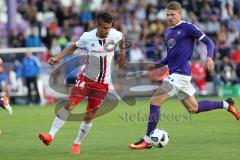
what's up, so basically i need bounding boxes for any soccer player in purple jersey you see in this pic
[128,1,239,150]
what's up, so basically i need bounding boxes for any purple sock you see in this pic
[146,104,160,136]
[197,100,223,113]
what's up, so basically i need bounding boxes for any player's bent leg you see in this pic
[39,77,89,148]
[182,95,224,113]
[128,87,171,150]
[181,96,199,113]
[71,82,108,154]
[71,120,93,154]
[182,96,239,120]
[39,100,78,146]
[71,98,101,154]
[84,106,99,122]
[71,117,94,154]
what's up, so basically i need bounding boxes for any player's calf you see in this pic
[63,101,76,112]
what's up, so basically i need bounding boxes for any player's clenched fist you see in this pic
[48,57,59,65]
[206,57,214,73]
[116,55,126,69]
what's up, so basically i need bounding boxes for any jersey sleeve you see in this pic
[112,29,123,43]
[187,23,205,40]
[116,32,123,42]
[75,33,88,48]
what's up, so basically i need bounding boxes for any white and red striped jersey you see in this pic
[75,28,123,84]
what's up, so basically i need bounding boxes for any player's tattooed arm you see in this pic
[116,37,126,69]
[145,57,167,71]
[48,44,78,65]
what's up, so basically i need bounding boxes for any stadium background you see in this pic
[0,1,239,160]
[0,0,240,103]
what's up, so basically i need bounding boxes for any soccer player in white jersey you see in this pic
[39,12,126,154]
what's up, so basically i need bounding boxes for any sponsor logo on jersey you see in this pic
[91,50,114,54]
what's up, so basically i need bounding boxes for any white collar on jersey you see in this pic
[171,20,184,28]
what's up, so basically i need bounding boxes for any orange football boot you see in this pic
[39,133,52,146]
[128,139,152,150]
[225,98,240,120]
[70,144,80,154]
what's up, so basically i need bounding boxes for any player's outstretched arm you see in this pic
[145,64,158,71]
[116,38,126,69]
[48,44,78,65]
[145,57,168,71]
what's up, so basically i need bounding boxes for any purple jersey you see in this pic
[163,21,205,76]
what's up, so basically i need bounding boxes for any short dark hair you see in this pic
[166,1,181,10]
[96,12,113,25]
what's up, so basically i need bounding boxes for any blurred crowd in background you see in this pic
[0,0,240,103]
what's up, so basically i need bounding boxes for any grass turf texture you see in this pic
[0,97,239,160]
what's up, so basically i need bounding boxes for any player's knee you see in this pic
[84,111,96,122]
[150,97,162,106]
[64,101,75,112]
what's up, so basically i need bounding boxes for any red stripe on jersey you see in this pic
[103,39,106,46]
[101,56,107,83]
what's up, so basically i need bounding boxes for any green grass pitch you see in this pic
[0,97,239,160]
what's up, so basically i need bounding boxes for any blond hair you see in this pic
[166,1,181,10]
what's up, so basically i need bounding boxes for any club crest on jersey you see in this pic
[177,30,181,35]
[167,38,176,48]
[105,40,115,50]
[109,40,114,44]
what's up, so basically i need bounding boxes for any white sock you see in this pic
[144,135,151,143]
[74,121,92,145]
[223,101,229,110]
[49,107,69,138]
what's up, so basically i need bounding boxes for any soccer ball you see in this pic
[150,128,169,148]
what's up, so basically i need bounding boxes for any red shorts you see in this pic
[68,75,109,114]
